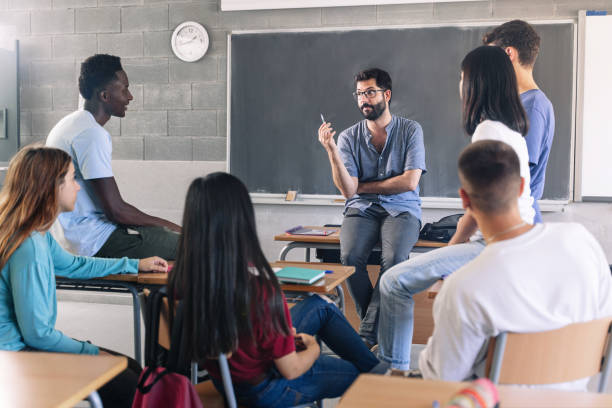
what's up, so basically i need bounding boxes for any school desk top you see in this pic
[102,261,354,292]
[337,375,612,408]
[274,226,446,248]
[0,350,126,408]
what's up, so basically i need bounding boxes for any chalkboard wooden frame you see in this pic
[228,21,576,208]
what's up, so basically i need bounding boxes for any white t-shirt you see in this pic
[472,120,535,225]
[419,222,612,391]
[46,110,117,256]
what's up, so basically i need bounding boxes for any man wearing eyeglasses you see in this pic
[318,68,426,348]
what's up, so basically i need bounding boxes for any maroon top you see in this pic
[205,291,295,383]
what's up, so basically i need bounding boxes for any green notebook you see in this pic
[275,267,325,284]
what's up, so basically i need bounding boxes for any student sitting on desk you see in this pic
[318,68,426,348]
[168,172,379,407]
[419,139,612,390]
[378,45,535,373]
[0,146,168,408]
[46,54,180,260]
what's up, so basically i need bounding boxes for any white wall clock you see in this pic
[171,21,210,62]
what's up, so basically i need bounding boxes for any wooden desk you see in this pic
[337,375,612,408]
[124,261,354,312]
[274,226,446,261]
[0,350,126,408]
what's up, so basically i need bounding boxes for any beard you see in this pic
[360,100,386,120]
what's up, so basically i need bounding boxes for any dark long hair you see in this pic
[461,45,528,137]
[168,172,290,360]
[0,146,71,269]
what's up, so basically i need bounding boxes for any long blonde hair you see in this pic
[0,146,72,269]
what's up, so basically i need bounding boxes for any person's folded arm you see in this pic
[89,177,181,232]
[357,169,422,195]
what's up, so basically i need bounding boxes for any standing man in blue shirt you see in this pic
[318,68,426,347]
[47,54,180,259]
[484,20,555,223]
[377,20,556,375]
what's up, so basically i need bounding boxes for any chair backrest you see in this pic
[485,317,612,391]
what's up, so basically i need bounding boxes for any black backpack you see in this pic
[419,214,463,243]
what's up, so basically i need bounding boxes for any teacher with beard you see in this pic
[317,68,427,349]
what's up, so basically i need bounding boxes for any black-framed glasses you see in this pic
[352,89,385,100]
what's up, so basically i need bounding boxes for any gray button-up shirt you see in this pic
[337,115,426,219]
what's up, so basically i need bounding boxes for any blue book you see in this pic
[275,267,325,284]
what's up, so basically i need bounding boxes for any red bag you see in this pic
[132,366,203,408]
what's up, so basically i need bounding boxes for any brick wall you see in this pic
[1,0,609,160]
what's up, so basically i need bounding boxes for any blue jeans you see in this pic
[230,295,379,407]
[378,240,485,370]
[340,204,420,344]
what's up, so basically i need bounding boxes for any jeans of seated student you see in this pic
[340,204,420,345]
[378,240,486,370]
[229,295,379,407]
[94,225,179,260]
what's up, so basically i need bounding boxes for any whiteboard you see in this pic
[221,0,479,11]
[577,12,612,200]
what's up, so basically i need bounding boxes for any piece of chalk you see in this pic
[320,113,326,123]
[325,270,333,274]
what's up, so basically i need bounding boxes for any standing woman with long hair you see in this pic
[0,146,168,407]
[168,172,379,407]
[451,44,534,241]
[377,45,535,373]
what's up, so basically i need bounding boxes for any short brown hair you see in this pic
[483,20,540,67]
[458,140,521,214]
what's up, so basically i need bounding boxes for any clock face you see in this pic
[171,22,209,62]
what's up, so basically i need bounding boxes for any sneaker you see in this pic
[385,368,423,378]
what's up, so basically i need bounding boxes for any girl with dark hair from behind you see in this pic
[0,145,168,408]
[451,45,534,243]
[168,172,379,407]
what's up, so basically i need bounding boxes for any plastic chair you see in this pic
[486,317,612,391]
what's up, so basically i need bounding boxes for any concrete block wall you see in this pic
[3,0,612,161]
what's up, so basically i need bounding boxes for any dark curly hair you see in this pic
[482,20,540,67]
[78,54,123,100]
[354,68,392,105]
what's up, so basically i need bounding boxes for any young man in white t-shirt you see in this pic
[418,140,612,390]
[46,54,180,259]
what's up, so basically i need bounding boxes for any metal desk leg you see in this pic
[86,391,103,408]
[279,244,294,261]
[191,362,198,384]
[336,284,345,313]
[305,248,310,262]
[123,284,142,366]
